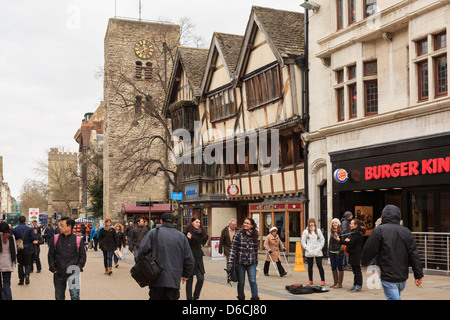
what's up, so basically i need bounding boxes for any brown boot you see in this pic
[104,268,108,275]
[330,270,338,288]
[335,271,344,288]
[108,267,112,276]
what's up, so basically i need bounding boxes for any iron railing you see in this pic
[412,232,450,273]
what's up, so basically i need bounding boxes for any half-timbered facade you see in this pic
[166,6,306,252]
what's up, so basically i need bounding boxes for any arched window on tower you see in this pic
[145,62,152,80]
[135,61,143,79]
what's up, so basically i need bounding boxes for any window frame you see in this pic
[244,64,282,111]
[434,54,448,98]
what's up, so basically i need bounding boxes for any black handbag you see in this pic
[130,227,163,287]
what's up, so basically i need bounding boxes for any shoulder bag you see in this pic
[16,227,28,251]
[130,227,164,287]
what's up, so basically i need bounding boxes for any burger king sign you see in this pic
[334,169,348,183]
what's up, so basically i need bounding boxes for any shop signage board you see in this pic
[331,143,450,192]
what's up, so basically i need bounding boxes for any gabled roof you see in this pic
[236,6,304,78]
[163,46,208,117]
[200,32,244,94]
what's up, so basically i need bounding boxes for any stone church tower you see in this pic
[103,18,180,222]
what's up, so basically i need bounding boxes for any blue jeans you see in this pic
[1,272,12,300]
[381,280,406,300]
[103,250,114,268]
[329,252,343,271]
[54,273,80,300]
[235,263,258,300]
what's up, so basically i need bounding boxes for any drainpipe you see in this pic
[296,4,311,222]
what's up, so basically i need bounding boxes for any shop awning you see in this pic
[121,203,173,215]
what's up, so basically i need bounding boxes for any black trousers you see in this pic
[306,257,325,282]
[149,287,180,300]
[186,267,204,300]
[16,249,32,282]
[351,264,363,286]
[263,260,285,275]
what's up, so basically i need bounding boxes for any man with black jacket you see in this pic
[48,217,86,300]
[361,205,423,300]
[12,216,35,285]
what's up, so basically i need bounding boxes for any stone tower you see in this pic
[47,148,79,218]
[103,18,180,222]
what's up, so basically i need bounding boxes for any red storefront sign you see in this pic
[365,157,450,181]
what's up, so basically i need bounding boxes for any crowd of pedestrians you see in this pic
[0,204,425,301]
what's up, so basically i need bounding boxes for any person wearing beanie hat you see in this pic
[263,227,287,277]
[329,218,344,288]
[138,212,194,300]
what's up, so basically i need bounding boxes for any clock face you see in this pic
[134,40,154,59]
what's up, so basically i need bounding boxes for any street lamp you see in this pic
[300,1,320,13]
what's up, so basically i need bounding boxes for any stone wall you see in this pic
[103,18,180,222]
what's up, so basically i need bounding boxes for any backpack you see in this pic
[54,234,81,251]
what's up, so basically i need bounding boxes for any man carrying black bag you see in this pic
[138,212,194,300]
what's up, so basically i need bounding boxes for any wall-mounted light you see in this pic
[300,1,321,13]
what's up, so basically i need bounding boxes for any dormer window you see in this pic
[170,102,198,132]
[209,88,236,122]
[244,64,281,110]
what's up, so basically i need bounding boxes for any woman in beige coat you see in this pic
[263,227,287,277]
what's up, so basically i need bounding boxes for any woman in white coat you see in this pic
[301,218,325,286]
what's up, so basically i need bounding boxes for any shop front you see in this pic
[330,133,450,235]
[121,203,173,224]
[249,201,304,253]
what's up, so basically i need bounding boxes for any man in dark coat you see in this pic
[341,211,353,270]
[48,217,86,300]
[138,213,194,300]
[12,216,35,285]
[335,219,363,292]
[361,205,423,300]
[129,218,149,262]
[218,219,237,264]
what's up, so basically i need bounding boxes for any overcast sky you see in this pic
[0,0,304,200]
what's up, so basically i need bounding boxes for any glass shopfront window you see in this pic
[410,189,450,233]
[183,207,208,233]
[249,203,304,253]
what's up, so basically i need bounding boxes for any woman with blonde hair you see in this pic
[329,218,344,288]
[301,218,325,286]
[113,223,126,268]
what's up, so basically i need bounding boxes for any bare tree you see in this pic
[19,179,48,216]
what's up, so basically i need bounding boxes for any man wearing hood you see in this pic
[361,205,424,300]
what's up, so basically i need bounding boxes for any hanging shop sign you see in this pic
[333,168,349,183]
[227,184,240,197]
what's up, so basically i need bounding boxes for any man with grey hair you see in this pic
[219,218,238,264]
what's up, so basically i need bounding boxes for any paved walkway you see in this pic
[9,246,450,300]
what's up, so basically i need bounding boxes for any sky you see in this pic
[0,0,304,200]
